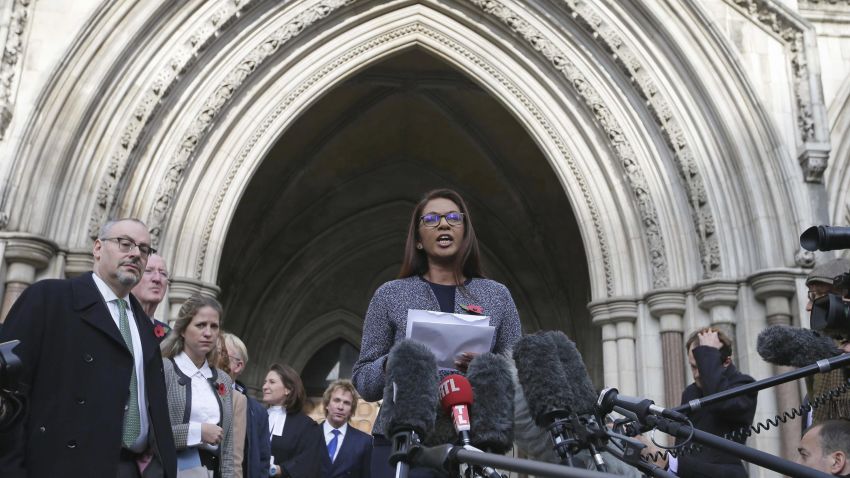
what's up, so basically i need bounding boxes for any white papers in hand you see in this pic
[405,309,495,369]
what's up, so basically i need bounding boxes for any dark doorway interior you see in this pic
[218,47,598,392]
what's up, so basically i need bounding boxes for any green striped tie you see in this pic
[116,298,141,447]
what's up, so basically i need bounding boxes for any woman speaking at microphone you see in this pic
[161,295,235,478]
[352,188,522,478]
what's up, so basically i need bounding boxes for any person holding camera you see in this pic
[803,259,850,429]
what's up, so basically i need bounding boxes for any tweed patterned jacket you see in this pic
[352,275,522,435]
[163,356,235,478]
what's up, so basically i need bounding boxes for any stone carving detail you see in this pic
[470,0,669,288]
[87,0,258,240]
[562,1,722,279]
[724,0,830,182]
[196,22,617,294]
[147,0,357,246]
[799,0,850,7]
[0,0,33,140]
[794,248,816,267]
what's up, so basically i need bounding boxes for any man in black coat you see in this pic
[0,218,177,477]
[643,327,757,478]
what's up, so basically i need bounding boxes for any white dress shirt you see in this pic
[92,272,149,452]
[173,351,220,451]
[323,421,348,463]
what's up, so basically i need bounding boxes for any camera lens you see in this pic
[800,225,850,251]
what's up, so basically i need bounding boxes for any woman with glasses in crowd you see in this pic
[161,296,235,478]
[263,363,322,477]
[352,188,522,478]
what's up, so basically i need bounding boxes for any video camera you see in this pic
[0,339,23,430]
[800,225,850,335]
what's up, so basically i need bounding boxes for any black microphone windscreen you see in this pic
[545,331,598,415]
[512,334,571,428]
[382,340,439,438]
[467,352,515,454]
[757,325,842,367]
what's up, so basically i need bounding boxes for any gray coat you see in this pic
[163,357,235,477]
[352,275,522,435]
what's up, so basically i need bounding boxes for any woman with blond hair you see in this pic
[161,295,235,477]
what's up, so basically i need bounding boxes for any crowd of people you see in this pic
[0,188,848,478]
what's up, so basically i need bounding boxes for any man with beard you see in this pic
[131,253,172,342]
[0,218,177,478]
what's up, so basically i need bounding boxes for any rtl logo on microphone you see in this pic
[452,405,470,432]
[439,377,461,399]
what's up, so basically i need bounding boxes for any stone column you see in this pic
[64,249,94,278]
[169,277,221,323]
[646,290,687,408]
[0,233,56,322]
[591,298,639,395]
[695,279,738,338]
[749,269,798,461]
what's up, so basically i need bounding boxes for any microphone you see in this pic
[439,374,473,444]
[545,331,598,415]
[512,333,571,428]
[757,325,843,367]
[597,387,688,422]
[382,340,438,476]
[544,331,609,471]
[466,352,515,455]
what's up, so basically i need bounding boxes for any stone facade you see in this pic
[2,1,850,472]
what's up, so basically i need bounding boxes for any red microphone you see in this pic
[439,374,474,444]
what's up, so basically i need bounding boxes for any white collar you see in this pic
[268,405,286,416]
[323,421,348,437]
[174,351,213,379]
[91,272,130,305]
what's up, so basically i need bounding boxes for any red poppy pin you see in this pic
[154,324,167,338]
[460,304,484,315]
[217,383,227,396]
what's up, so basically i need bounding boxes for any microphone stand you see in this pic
[601,430,677,478]
[645,415,832,478]
[389,430,422,478]
[672,353,850,414]
[412,444,625,478]
[544,411,609,471]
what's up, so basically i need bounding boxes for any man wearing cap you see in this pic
[804,258,850,430]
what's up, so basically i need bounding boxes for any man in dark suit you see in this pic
[131,253,172,343]
[222,332,271,478]
[320,380,372,478]
[0,218,177,477]
[641,327,757,478]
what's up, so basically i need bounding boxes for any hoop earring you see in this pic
[416,244,423,250]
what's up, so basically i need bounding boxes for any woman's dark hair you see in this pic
[398,188,484,284]
[268,363,306,413]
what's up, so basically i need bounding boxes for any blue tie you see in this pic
[327,429,340,462]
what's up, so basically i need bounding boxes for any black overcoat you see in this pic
[0,272,177,477]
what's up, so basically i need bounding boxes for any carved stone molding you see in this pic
[695,279,739,310]
[87,0,261,241]
[589,297,640,326]
[0,232,56,269]
[799,0,850,8]
[194,21,616,296]
[64,249,94,278]
[469,0,669,288]
[562,0,721,279]
[145,0,357,248]
[0,0,33,140]
[724,0,831,183]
